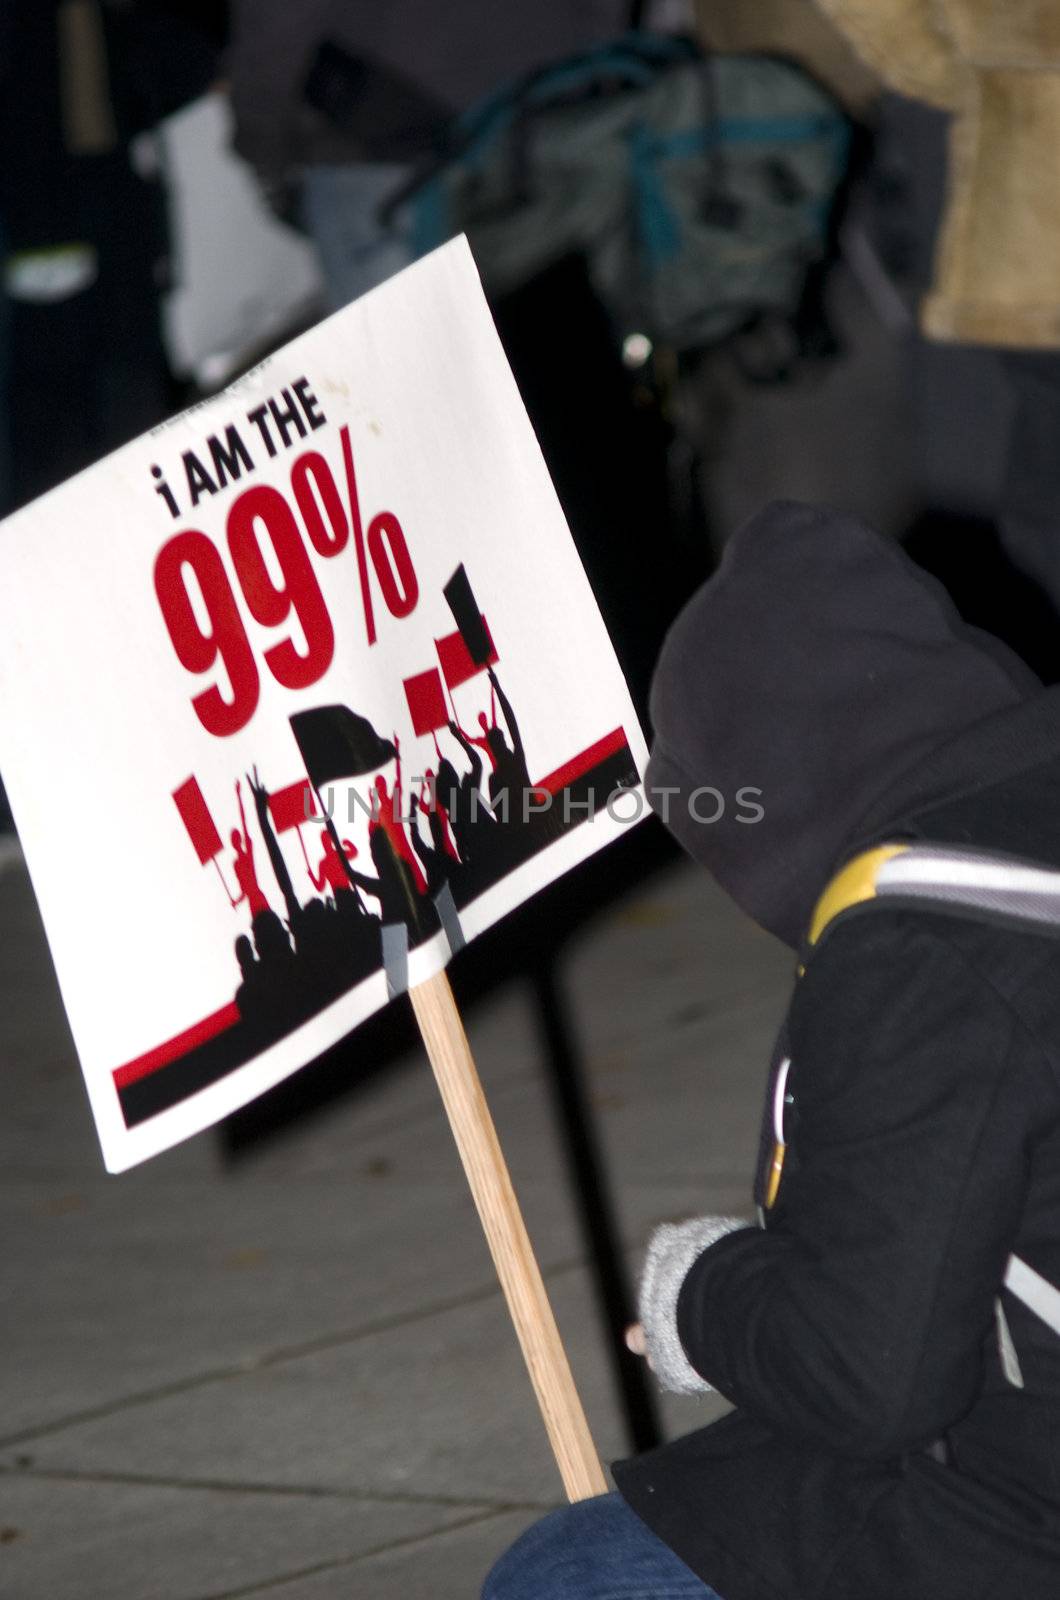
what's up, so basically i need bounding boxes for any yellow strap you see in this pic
[764,1144,786,1210]
[806,843,910,948]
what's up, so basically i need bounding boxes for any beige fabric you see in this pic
[57,0,118,157]
[693,0,880,112]
[817,0,1060,348]
[813,0,965,106]
[942,0,1060,69]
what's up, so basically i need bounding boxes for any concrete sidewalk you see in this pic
[0,849,790,1599]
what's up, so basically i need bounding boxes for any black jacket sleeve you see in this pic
[676,913,1040,1459]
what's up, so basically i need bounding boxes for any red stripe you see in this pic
[537,727,629,795]
[113,1002,241,1090]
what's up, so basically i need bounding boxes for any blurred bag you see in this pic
[401,33,851,354]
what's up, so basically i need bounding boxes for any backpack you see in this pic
[397,33,851,356]
[763,841,1060,1385]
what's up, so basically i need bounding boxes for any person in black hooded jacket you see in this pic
[482,499,1060,1600]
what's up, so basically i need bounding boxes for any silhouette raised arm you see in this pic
[449,719,484,787]
[236,780,253,860]
[489,667,526,769]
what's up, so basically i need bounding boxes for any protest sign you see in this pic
[0,234,646,1171]
[0,238,648,1500]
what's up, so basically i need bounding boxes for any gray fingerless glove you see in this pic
[638,1216,749,1393]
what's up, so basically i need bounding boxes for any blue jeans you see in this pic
[482,1492,723,1600]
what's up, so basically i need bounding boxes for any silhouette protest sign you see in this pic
[0,239,647,1500]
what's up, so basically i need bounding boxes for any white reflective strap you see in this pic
[878,851,1060,901]
[1004,1253,1060,1339]
[772,1056,792,1146]
[995,1296,1025,1389]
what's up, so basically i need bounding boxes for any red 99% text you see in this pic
[154,425,418,738]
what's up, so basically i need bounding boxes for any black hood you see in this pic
[646,501,1042,948]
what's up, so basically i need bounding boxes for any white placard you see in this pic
[0,239,646,1172]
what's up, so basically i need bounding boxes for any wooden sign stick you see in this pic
[410,968,608,1503]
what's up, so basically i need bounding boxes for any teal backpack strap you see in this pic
[799,841,1060,1372]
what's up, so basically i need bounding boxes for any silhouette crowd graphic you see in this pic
[137,567,638,1129]
[222,660,545,1044]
